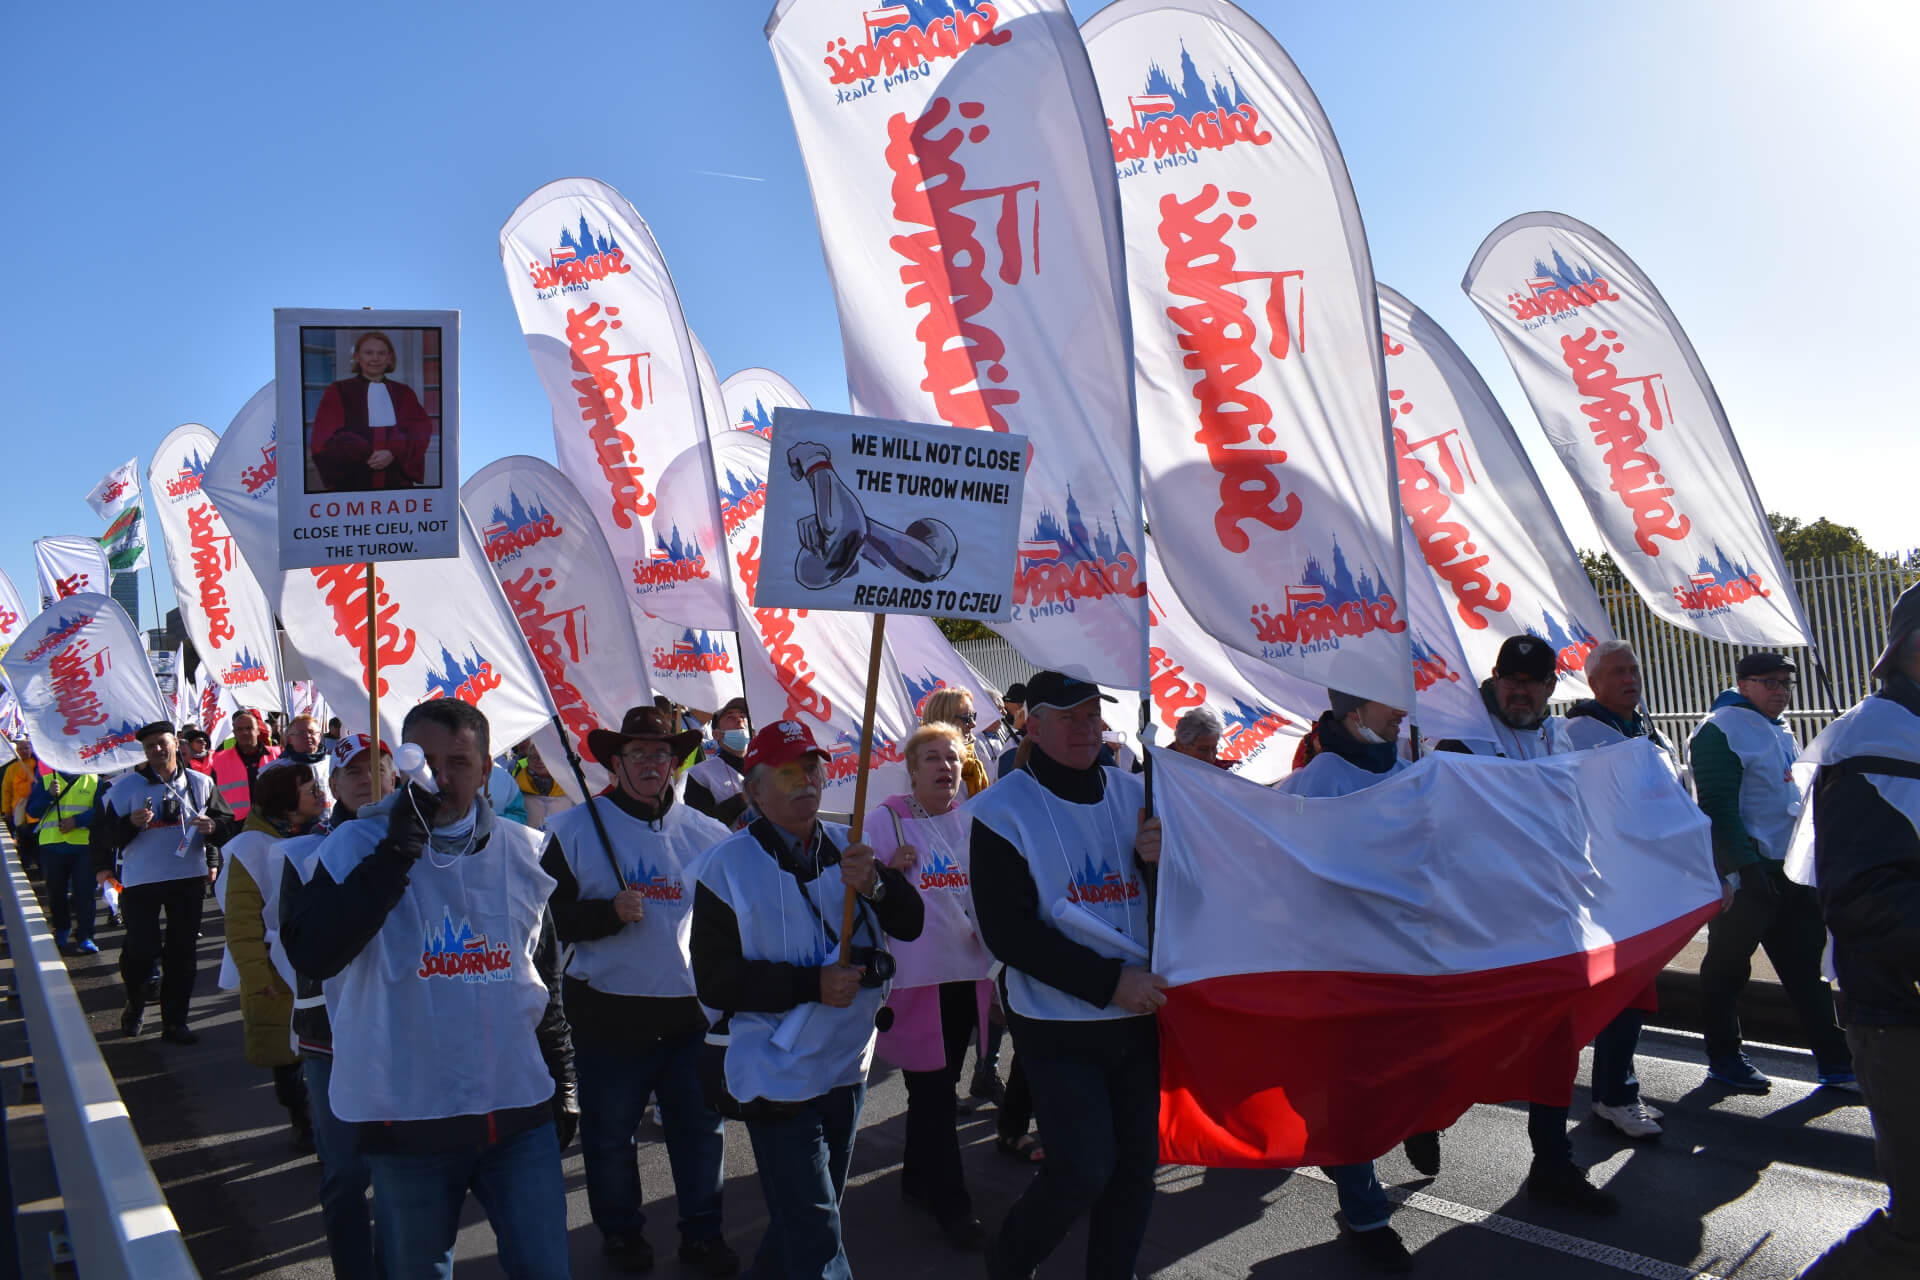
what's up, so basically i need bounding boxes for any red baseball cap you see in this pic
[330,733,391,771]
[742,720,829,773]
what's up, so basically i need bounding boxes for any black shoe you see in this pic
[1402,1130,1441,1177]
[292,1126,316,1156]
[159,1023,199,1045]
[938,1212,987,1251]
[1336,1215,1414,1273]
[968,1068,1005,1107]
[1526,1159,1619,1214]
[603,1231,655,1273]
[120,1006,145,1038]
[982,1236,1030,1280]
[677,1237,739,1276]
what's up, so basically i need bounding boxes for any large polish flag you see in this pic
[1150,741,1719,1168]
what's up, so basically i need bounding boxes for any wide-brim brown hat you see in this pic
[586,706,703,769]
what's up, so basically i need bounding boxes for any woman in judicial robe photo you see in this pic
[308,329,434,492]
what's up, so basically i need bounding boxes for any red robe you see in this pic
[310,375,434,492]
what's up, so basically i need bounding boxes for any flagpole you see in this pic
[366,560,383,802]
[838,612,888,965]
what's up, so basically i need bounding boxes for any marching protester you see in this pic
[691,719,923,1280]
[920,689,992,798]
[179,726,215,776]
[211,708,279,822]
[1799,583,1920,1277]
[3,736,45,877]
[511,738,571,830]
[1276,690,1419,1270]
[1690,653,1853,1092]
[1433,638,1644,1188]
[542,707,739,1276]
[1170,704,1226,766]
[969,672,1164,1280]
[26,761,105,953]
[278,733,392,1280]
[280,713,332,807]
[325,717,345,747]
[280,700,577,1280]
[218,760,325,1153]
[994,683,1029,780]
[93,722,237,1043]
[871,722,992,1250]
[685,696,752,827]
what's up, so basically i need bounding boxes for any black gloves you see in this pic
[383,783,443,862]
[553,1100,580,1150]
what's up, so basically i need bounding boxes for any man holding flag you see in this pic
[969,672,1164,1280]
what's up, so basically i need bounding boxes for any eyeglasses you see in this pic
[618,747,674,765]
[1747,676,1796,692]
[955,713,977,727]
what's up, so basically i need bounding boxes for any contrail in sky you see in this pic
[691,169,766,183]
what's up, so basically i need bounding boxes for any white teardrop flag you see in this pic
[1,595,168,774]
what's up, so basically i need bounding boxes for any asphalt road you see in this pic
[30,897,1889,1279]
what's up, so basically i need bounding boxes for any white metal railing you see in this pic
[0,831,199,1279]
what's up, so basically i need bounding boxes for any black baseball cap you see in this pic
[1494,634,1558,682]
[1023,671,1114,714]
[1735,652,1797,680]
[1003,681,1027,706]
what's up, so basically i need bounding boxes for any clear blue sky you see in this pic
[4,0,1913,631]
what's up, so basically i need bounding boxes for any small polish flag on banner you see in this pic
[864,5,912,42]
[1149,741,1719,1168]
[1128,93,1176,125]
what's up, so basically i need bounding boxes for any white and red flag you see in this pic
[85,458,142,522]
[1380,285,1616,698]
[0,569,29,661]
[1150,740,1719,1167]
[464,456,654,794]
[1084,1,1409,710]
[193,663,236,748]
[720,367,810,441]
[769,0,1149,688]
[499,178,737,632]
[1462,213,1812,647]
[1,594,169,774]
[33,536,112,606]
[202,383,555,748]
[149,422,285,713]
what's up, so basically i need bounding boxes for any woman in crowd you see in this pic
[871,722,993,1249]
[219,760,327,1153]
[921,689,992,798]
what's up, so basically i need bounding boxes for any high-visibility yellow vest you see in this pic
[39,773,99,847]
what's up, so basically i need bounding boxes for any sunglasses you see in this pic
[1747,676,1796,692]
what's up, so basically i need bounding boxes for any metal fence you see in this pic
[954,553,1918,761]
[1589,553,1917,757]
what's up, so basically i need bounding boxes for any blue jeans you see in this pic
[995,1019,1160,1278]
[1324,1162,1391,1229]
[304,1054,384,1280]
[575,1033,725,1244]
[1590,1007,1645,1107]
[744,1082,865,1280]
[40,843,95,943]
[365,1120,569,1280]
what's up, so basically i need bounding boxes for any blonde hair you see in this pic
[919,688,974,729]
[350,330,397,376]
[903,722,963,775]
[288,714,320,732]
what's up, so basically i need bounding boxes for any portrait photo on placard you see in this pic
[273,307,462,570]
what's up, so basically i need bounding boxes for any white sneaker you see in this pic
[1641,1101,1665,1120]
[1591,1100,1663,1138]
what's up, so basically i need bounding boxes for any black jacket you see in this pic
[1814,677,1920,1027]
[544,787,708,1048]
[971,744,1152,1054]
[279,794,577,1151]
[683,752,748,828]
[691,817,923,1018]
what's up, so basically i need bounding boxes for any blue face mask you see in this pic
[721,728,751,754]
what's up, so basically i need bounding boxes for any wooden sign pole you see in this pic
[837,612,888,964]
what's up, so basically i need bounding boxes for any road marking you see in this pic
[1289,1166,1727,1280]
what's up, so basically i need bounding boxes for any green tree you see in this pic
[935,617,998,643]
[1766,512,1873,563]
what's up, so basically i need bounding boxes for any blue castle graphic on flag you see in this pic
[424,646,492,701]
[1023,488,1133,569]
[870,0,996,42]
[174,449,209,484]
[1409,631,1448,667]
[737,397,775,436]
[1137,42,1252,121]
[1221,697,1277,737]
[673,630,728,658]
[553,214,621,264]
[904,670,948,715]
[720,468,764,509]
[1298,541,1389,610]
[1529,249,1603,294]
[225,646,268,676]
[1691,544,1763,589]
[486,491,552,536]
[652,524,702,563]
[1527,610,1601,656]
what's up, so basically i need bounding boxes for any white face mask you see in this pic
[1353,724,1386,745]
[721,728,750,753]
